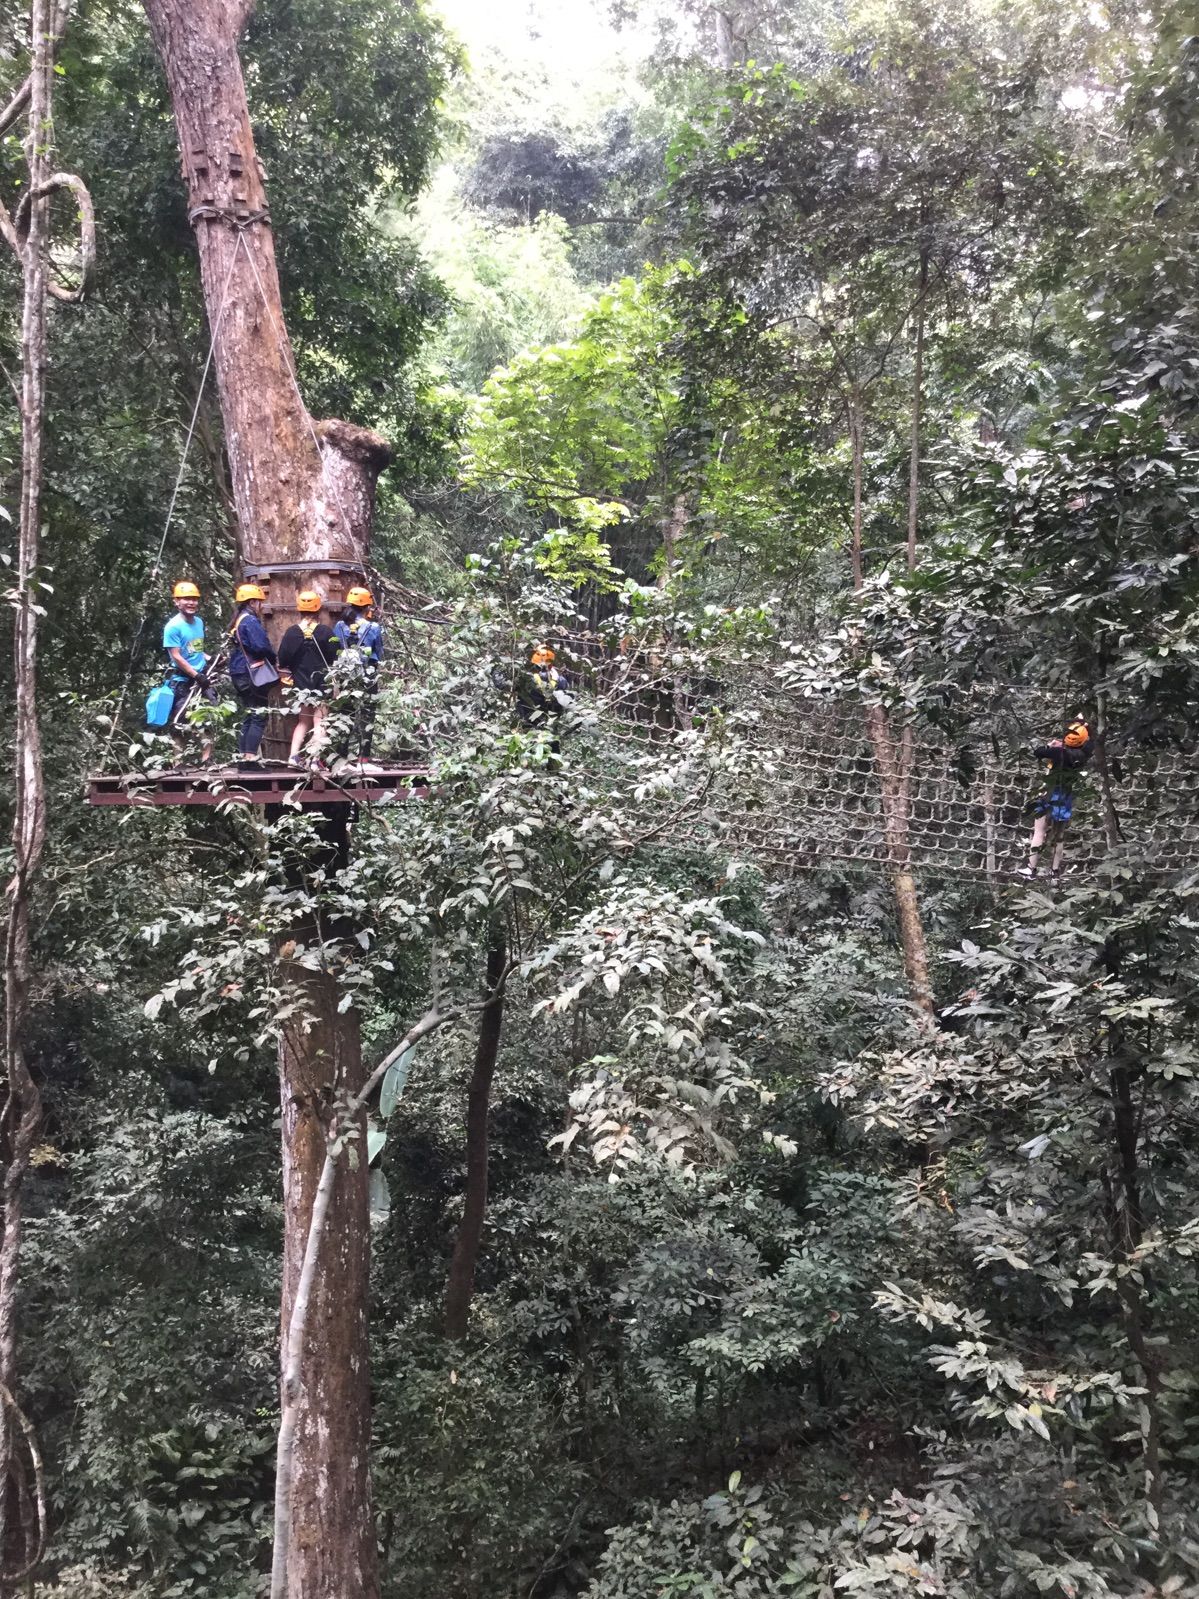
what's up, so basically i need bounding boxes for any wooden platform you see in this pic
[87,764,430,809]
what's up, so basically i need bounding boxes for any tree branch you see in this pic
[0,1381,47,1583]
[0,77,30,141]
[40,170,96,301]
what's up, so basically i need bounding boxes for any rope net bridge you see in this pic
[88,620,1199,881]
[707,708,1199,880]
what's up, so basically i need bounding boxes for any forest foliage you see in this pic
[2,0,1199,1595]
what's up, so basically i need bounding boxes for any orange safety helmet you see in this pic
[530,645,555,667]
[1064,720,1091,749]
[345,585,374,609]
[296,590,322,613]
[235,582,267,604]
[173,580,201,600]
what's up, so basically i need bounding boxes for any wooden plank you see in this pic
[86,765,431,809]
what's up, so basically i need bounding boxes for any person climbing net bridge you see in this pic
[1017,715,1095,880]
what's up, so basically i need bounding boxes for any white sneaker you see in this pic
[1015,866,1037,880]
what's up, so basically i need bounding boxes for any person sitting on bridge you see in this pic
[280,590,341,768]
[334,585,383,758]
[1017,715,1095,880]
[228,582,278,766]
[163,579,216,765]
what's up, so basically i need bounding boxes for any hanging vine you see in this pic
[0,0,92,1581]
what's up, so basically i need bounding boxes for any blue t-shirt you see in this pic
[334,616,383,666]
[163,613,207,683]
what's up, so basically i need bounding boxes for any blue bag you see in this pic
[145,681,174,729]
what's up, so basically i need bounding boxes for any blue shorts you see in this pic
[1033,789,1073,824]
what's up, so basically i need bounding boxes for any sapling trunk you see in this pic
[849,403,934,1015]
[445,932,509,1340]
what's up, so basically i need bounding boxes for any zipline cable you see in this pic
[99,245,244,772]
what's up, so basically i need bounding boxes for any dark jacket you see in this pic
[1033,740,1093,772]
[279,621,340,691]
[229,610,277,684]
[1033,736,1093,798]
[516,664,572,722]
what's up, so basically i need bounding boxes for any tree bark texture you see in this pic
[140,0,390,578]
[656,494,692,730]
[893,243,931,1010]
[849,394,864,593]
[848,408,934,1015]
[0,2,54,1581]
[272,1006,454,1599]
[1110,1063,1165,1547]
[140,4,390,1594]
[445,933,508,1340]
[276,945,374,1598]
[866,704,934,1015]
[906,246,928,575]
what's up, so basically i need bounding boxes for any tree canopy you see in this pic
[3,0,1199,1595]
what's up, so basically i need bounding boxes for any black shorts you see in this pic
[232,677,271,711]
[170,677,217,727]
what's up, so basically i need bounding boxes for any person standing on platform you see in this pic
[163,579,215,765]
[279,590,341,768]
[228,582,278,766]
[334,585,384,759]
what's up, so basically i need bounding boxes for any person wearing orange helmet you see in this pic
[163,579,215,764]
[1018,714,1095,879]
[279,590,341,767]
[334,584,383,757]
[228,582,278,764]
[516,643,572,756]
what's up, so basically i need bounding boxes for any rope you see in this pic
[101,226,376,772]
[372,632,1199,880]
[100,245,243,769]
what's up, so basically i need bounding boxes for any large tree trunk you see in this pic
[140,4,389,1595]
[893,244,932,1014]
[0,2,54,1583]
[866,705,934,1014]
[848,402,934,1015]
[848,391,864,593]
[713,9,737,68]
[444,932,508,1340]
